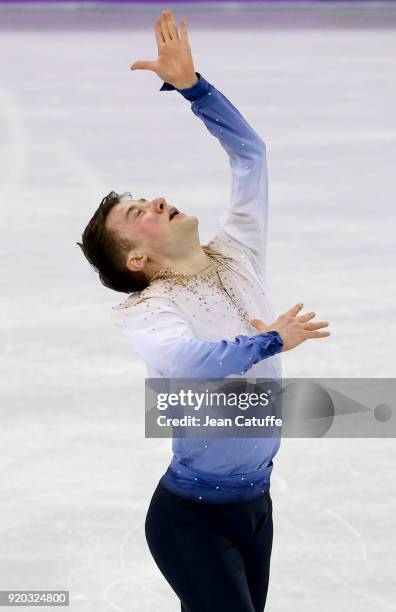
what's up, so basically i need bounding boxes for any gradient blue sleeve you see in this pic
[116,297,283,379]
[160,73,269,280]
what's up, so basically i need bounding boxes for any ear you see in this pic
[126,252,148,273]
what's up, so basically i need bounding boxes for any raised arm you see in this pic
[130,10,269,279]
[160,73,268,279]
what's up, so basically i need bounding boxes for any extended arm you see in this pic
[130,10,269,278]
[160,73,268,278]
[113,297,283,379]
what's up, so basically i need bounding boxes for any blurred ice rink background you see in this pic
[0,2,395,610]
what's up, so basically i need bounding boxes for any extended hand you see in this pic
[130,9,198,90]
[250,303,330,352]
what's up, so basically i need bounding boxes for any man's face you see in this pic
[105,195,198,272]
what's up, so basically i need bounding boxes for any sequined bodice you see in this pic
[139,255,254,332]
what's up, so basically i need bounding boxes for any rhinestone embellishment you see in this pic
[134,251,252,327]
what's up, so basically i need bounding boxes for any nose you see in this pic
[153,197,167,213]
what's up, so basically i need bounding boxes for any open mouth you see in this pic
[169,207,181,221]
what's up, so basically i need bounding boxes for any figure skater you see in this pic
[78,10,330,611]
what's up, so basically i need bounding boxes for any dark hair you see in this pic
[77,191,149,294]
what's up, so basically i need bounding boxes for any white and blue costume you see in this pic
[112,72,283,504]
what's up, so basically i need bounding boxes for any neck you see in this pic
[151,243,213,277]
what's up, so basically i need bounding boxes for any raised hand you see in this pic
[250,303,330,352]
[130,9,198,90]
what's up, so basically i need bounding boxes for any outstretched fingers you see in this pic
[159,11,172,42]
[305,329,331,339]
[297,311,316,323]
[302,321,329,331]
[159,10,179,42]
[155,18,165,47]
[179,18,189,43]
[166,10,181,40]
[285,303,304,317]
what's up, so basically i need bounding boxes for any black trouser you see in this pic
[145,482,273,612]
